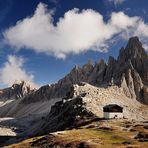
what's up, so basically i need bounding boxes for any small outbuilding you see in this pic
[103,104,123,119]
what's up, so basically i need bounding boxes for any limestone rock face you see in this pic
[118,37,148,82]
[2,37,147,105]
[22,85,52,103]
[39,97,95,134]
[104,56,117,83]
[36,83,148,135]
[22,37,148,104]
[95,59,107,85]
[117,37,148,104]
[51,37,147,104]
[0,81,35,100]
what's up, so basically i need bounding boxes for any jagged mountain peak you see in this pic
[1,37,147,105]
[108,56,116,64]
[71,64,81,72]
[97,58,106,65]
[0,81,35,100]
[53,37,147,104]
[124,36,147,59]
[12,81,28,88]
[127,36,141,47]
[87,59,93,65]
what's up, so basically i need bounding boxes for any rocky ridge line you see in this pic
[22,37,148,104]
[0,37,147,105]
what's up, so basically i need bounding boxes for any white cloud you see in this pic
[0,55,37,87]
[108,0,126,6]
[3,3,148,59]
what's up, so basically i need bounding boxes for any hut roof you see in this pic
[103,104,123,112]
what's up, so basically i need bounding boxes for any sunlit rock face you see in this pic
[0,81,35,100]
[0,37,147,105]
[40,36,147,104]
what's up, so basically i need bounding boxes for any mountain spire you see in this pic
[125,36,147,59]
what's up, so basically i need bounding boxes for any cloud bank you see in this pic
[0,55,37,87]
[3,3,148,59]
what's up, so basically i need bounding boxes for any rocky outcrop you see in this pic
[117,37,148,104]
[39,97,95,134]
[34,82,148,135]
[50,36,147,104]
[2,37,147,105]
[0,81,35,100]
[22,85,53,103]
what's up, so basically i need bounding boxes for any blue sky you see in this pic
[0,0,148,88]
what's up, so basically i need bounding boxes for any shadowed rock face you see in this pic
[0,37,147,105]
[39,97,95,134]
[33,82,148,136]
[0,81,35,100]
[118,37,148,82]
[118,37,148,104]
[33,36,146,104]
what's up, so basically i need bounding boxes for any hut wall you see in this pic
[104,112,123,119]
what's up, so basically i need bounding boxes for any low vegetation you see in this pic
[5,119,148,148]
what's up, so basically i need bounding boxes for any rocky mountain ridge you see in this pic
[22,36,148,104]
[32,82,148,136]
[0,37,147,105]
[0,37,147,146]
[0,81,35,100]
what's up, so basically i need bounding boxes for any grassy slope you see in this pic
[5,120,148,148]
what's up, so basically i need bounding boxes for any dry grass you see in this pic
[5,120,148,148]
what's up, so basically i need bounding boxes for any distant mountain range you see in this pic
[1,36,147,105]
